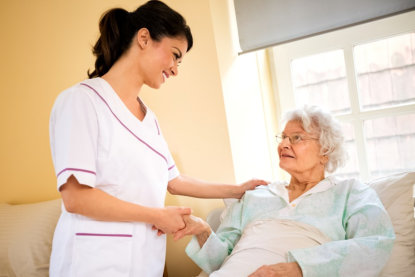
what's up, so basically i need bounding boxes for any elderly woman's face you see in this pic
[278,121,326,176]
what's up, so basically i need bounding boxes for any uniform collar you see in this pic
[79,78,170,165]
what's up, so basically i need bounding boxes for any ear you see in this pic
[320,155,329,165]
[136,28,151,49]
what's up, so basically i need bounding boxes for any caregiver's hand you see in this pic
[152,206,192,235]
[235,179,269,198]
[248,262,303,277]
[173,215,211,243]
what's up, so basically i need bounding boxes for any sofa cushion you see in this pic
[0,199,61,277]
[367,171,415,277]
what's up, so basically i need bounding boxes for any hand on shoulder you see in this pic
[236,178,269,198]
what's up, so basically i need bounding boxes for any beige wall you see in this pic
[0,0,235,276]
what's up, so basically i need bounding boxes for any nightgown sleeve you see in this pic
[185,198,245,273]
[287,181,395,277]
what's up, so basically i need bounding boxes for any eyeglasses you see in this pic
[275,133,318,145]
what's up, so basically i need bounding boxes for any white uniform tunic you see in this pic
[49,78,179,277]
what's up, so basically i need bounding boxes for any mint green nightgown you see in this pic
[186,176,395,277]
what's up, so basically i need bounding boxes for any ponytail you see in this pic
[87,8,135,78]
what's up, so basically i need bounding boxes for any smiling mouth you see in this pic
[281,154,295,158]
[162,71,170,81]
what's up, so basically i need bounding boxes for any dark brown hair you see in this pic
[88,0,193,78]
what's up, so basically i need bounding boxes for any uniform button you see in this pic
[291,203,296,207]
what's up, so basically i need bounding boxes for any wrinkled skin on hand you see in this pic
[152,206,191,235]
[173,214,211,241]
[248,262,303,277]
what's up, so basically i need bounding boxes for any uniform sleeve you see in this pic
[166,151,179,181]
[49,87,98,190]
[185,199,245,273]
[287,183,395,277]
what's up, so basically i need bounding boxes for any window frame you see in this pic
[268,11,415,181]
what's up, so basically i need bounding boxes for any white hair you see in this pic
[282,105,347,173]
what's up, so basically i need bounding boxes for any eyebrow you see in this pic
[282,131,305,135]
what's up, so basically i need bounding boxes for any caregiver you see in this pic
[48,1,266,276]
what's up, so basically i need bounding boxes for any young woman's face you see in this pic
[143,36,188,89]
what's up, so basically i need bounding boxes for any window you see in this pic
[269,11,415,182]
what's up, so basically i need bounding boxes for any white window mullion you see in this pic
[343,46,370,180]
[352,118,370,181]
[343,46,360,117]
[358,105,415,121]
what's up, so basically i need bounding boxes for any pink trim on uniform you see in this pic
[168,164,176,171]
[80,83,168,164]
[57,168,96,178]
[154,119,160,135]
[76,233,132,237]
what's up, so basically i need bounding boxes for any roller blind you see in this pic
[234,0,415,53]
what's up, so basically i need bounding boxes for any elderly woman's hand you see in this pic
[172,215,212,246]
[151,206,192,235]
[235,179,269,198]
[248,262,303,277]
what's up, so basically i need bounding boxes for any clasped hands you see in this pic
[151,204,214,239]
[152,179,267,237]
[152,212,302,277]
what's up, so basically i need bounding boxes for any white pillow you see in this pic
[367,171,415,277]
[0,199,62,277]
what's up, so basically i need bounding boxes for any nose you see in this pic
[170,63,179,77]
[279,137,291,148]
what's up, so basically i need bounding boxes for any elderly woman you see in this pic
[175,106,395,277]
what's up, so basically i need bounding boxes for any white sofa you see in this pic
[0,172,414,277]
